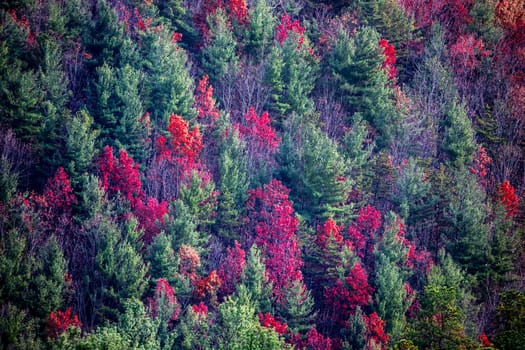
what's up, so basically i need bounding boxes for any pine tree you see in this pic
[329,26,399,147]
[279,122,351,221]
[246,0,276,60]
[447,170,490,277]
[201,8,238,85]
[142,27,196,125]
[266,15,318,123]
[442,99,476,169]
[65,110,99,187]
[409,254,477,349]
[239,245,274,313]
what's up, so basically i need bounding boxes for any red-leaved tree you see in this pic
[46,307,81,339]
[365,312,389,349]
[217,241,246,297]
[497,180,519,218]
[195,75,220,124]
[379,39,398,80]
[148,278,181,322]
[276,13,306,48]
[247,179,304,303]
[259,312,288,335]
[323,262,373,325]
[347,205,381,260]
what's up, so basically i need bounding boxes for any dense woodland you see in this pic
[0,0,524,349]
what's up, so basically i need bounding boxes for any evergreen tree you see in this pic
[214,128,248,243]
[442,99,476,169]
[409,254,477,349]
[65,110,98,187]
[142,26,196,125]
[246,0,276,60]
[266,15,318,123]
[447,170,490,277]
[201,8,238,85]
[239,245,274,313]
[329,26,399,147]
[279,122,351,221]
[216,289,288,349]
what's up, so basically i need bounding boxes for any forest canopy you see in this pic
[0,0,524,349]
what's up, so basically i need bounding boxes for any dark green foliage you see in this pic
[265,33,318,123]
[357,0,416,76]
[246,0,276,60]
[329,26,399,147]
[279,121,351,221]
[214,129,248,243]
[342,306,367,350]
[446,170,490,277]
[142,26,195,124]
[442,100,476,169]
[65,110,99,187]
[493,291,525,349]
[202,8,238,85]
[409,254,477,350]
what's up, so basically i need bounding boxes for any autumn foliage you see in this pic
[46,308,81,339]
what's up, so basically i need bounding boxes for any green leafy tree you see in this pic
[239,245,273,314]
[215,289,288,349]
[266,23,318,123]
[447,170,490,277]
[493,290,525,349]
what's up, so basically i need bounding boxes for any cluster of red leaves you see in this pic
[133,197,169,244]
[495,0,525,31]
[317,217,344,250]
[306,328,333,350]
[99,146,143,204]
[192,301,208,316]
[195,0,248,39]
[259,312,288,335]
[195,75,220,123]
[365,312,389,349]
[324,263,373,325]
[449,34,490,74]
[193,270,222,299]
[156,114,203,172]
[247,179,303,303]
[276,14,306,48]
[99,146,168,242]
[497,180,519,218]
[379,39,398,80]
[470,145,491,186]
[347,205,381,259]
[235,107,280,153]
[46,307,81,339]
[398,0,473,36]
[217,241,246,297]
[44,167,77,217]
[479,333,493,347]
[149,278,181,321]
